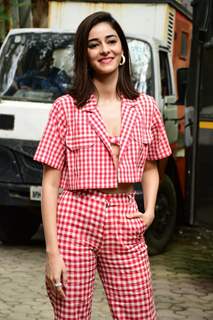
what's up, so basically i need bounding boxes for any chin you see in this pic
[95,65,119,76]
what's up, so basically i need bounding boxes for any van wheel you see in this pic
[145,175,177,255]
[0,207,41,244]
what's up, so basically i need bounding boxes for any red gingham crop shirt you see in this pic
[33,93,172,190]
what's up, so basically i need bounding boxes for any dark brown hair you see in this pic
[70,11,139,107]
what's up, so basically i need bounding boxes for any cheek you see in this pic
[115,51,122,64]
[88,53,99,67]
[115,41,123,54]
[87,50,95,63]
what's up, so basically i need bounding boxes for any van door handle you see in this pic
[0,114,15,130]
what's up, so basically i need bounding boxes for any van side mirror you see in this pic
[176,68,188,105]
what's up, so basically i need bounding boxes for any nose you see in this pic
[100,43,110,55]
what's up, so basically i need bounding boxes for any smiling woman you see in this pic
[33,11,171,320]
[70,11,137,108]
[87,23,123,76]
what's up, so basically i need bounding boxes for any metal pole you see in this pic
[189,42,202,224]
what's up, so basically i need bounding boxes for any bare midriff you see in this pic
[98,140,134,194]
[99,183,134,194]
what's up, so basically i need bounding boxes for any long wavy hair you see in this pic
[70,11,139,107]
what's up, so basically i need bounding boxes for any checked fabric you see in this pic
[33,93,172,190]
[33,93,171,319]
[47,190,157,320]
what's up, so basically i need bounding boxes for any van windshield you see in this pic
[0,32,153,102]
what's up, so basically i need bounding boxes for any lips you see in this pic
[98,57,114,64]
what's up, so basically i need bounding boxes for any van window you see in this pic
[128,38,153,96]
[0,33,74,102]
[159,50,172,97]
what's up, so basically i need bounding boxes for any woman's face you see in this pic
[87,22,123,77]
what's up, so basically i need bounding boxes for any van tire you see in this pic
[145,175,177,255]
[0,207,41,244]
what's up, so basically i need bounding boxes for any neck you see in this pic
[93,70,119,101]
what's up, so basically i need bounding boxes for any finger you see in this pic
[142,220,148,229]
[46,273,55,285]
[54,282,66,299]
[47,279,57,296]
[50,278,59,292]
[45,276,52,286]
[62,268,68,285]
[126,212,143,219]
[56,286,66,299]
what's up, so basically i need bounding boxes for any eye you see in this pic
[108,39,117,45]
[88,42,99,49]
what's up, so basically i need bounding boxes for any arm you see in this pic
[126,95,170,225]
[41,165,67,299]
[126,160,159,228]
[33,98,68,299]
[41,165,61,254]
[141,160,159,227]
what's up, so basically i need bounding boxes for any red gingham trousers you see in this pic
[47,190,157,320]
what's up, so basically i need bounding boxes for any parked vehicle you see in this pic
[0,0,192,254]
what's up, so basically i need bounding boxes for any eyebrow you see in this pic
[88,34,118,42]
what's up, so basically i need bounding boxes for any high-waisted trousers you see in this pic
[46,189,157,320]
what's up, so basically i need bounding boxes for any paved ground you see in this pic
[0,225,213,320]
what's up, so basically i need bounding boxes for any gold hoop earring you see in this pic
[119,54,126,66]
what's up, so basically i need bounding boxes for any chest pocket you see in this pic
[66,112,98,150]
[130,124,152,146]
[66,131,97,150]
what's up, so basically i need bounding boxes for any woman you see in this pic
[34,11,171,320]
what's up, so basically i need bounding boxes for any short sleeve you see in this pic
[147,101,172,160]
[33,98,67,170]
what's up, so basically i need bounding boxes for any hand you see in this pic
[126,210,155,230]
[45,252,67,299]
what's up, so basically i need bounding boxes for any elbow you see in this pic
[42,165,61,190]
[144,160,158,172]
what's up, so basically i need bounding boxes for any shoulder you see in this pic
[50,94,76,121]
[135,93,164,131]
[52,94,75,112]
[135,93,161,124]
[136,93,158,112]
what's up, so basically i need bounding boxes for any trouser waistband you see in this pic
[66,189,136,204]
